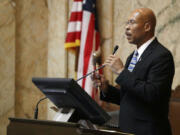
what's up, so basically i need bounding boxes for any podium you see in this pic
[7,118,132,135]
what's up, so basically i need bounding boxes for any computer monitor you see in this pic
[32,77,110,125]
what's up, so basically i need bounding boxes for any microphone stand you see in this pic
[76,65,105,82]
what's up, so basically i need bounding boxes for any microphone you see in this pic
[76,45,119,82]
[34,97,47,119]
[112,45,119,55]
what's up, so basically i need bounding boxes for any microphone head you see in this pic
[112,45,119,55]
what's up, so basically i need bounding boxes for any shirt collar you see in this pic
[136,36,155,60]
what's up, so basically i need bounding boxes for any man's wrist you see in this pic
[116,67,124,74]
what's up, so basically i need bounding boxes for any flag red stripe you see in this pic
[82,14,95,88]
[65,32,81,42]
[70,12,82,21]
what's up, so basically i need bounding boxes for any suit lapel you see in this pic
[133,38,158,71]
[140,39,157,60]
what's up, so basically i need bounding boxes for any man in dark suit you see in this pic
[93,8,175,135]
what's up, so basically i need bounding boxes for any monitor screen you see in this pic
[32,77,110,125]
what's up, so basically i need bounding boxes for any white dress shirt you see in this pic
[136,36,155,61]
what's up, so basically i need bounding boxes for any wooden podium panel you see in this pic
[7,118,80,135]
[7,118,132,135]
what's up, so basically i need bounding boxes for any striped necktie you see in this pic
[128,50,139,72]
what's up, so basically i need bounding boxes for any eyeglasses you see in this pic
[126,20,136,25]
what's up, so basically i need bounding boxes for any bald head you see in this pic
[125,8,156,47]
[133,8,156,33]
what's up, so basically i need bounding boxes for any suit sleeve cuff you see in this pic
[115,68,135,90]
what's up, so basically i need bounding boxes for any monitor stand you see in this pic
[53,108,75,122]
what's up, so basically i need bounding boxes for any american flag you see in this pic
[65,0,100,98]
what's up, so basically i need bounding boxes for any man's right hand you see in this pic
[104,55,124,75]
[91,73,109,93]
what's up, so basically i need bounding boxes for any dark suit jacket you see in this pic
[101,38,175,135]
